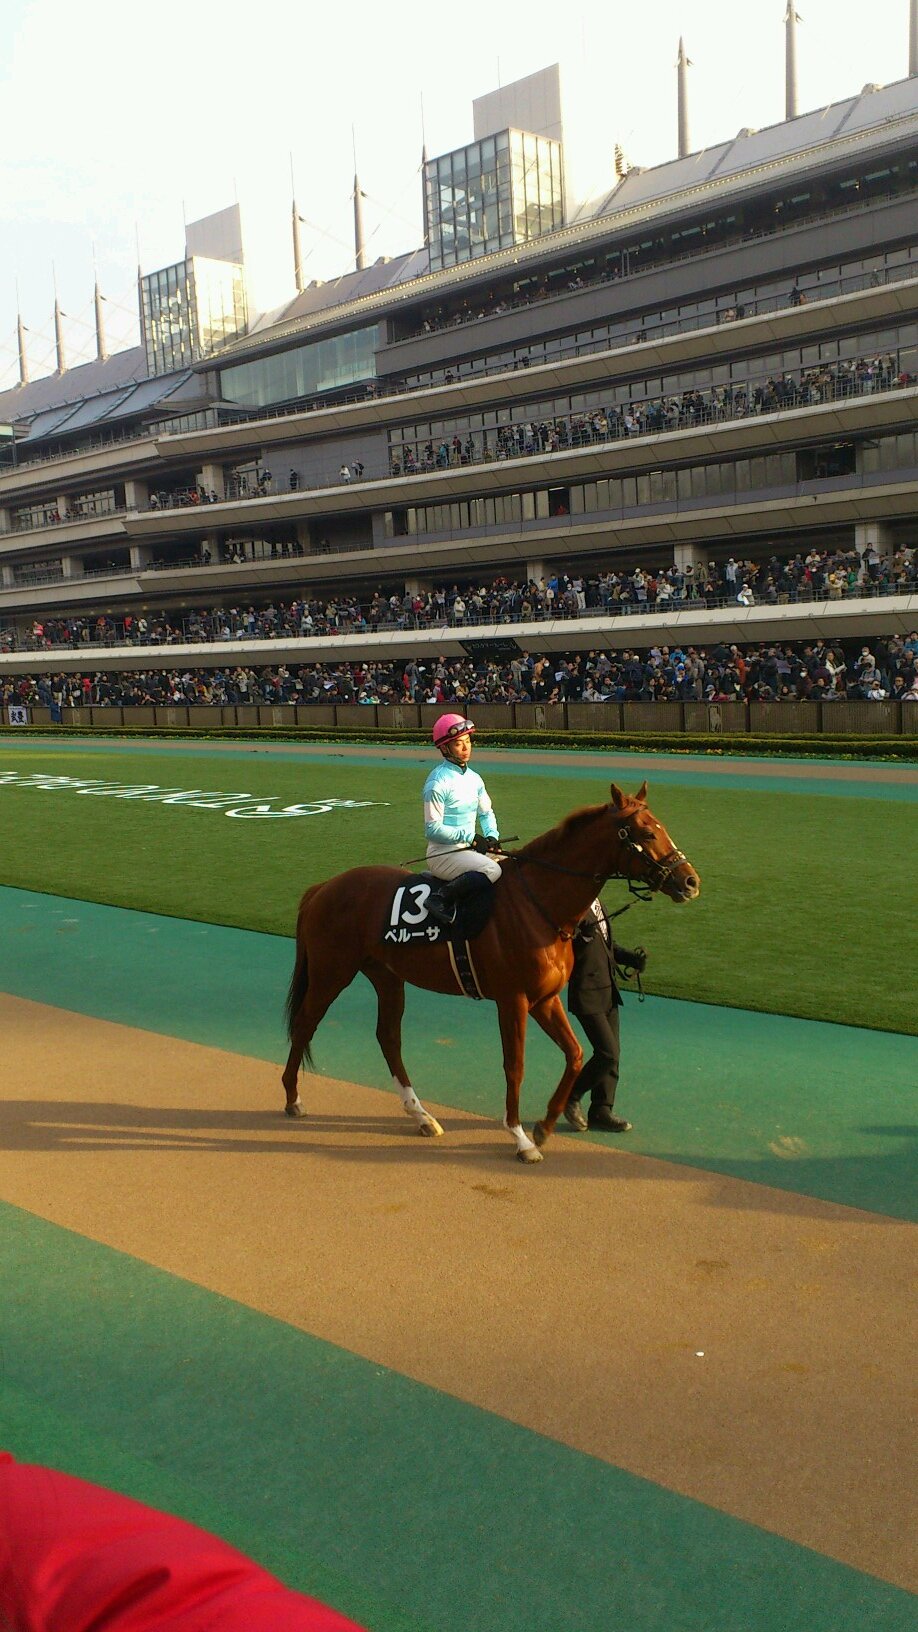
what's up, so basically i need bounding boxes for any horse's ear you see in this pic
[609,782,626,808]
[635,781,648,803]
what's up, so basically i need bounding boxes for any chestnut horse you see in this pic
[282,782,699,1162]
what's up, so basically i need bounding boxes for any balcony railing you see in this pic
[4,505,127,537]
[135,358,917,522]
[3,577,914,656]
[3,255,916,486]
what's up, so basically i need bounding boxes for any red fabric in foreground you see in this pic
[0,1455,365,1631]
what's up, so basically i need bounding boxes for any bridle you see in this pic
[609,820,691,902]
[506,810,691,938]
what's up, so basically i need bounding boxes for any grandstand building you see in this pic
[1,48,917,670]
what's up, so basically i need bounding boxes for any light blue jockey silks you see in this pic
[422,758,499,847]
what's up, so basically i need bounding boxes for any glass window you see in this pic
[220,324,380,408]
[426,129,562,267]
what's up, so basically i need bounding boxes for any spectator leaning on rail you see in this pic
[422,714,501,929]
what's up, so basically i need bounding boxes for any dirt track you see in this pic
[48,735,918,784]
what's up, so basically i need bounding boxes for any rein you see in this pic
[508,862,649,1000]
[508,860,579,941]
[508,816,690,908]
[400,809,689,946]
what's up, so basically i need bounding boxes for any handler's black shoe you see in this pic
[587,1108,633,1133]
[563,1099,588,1132]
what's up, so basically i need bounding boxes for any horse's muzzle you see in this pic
[663,866,700,902]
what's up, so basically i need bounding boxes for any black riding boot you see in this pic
[427,885,458,929]
[428,871,491,931]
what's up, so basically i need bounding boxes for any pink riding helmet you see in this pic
[432,712,475,748]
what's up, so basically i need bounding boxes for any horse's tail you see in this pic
[285,888,318,1068]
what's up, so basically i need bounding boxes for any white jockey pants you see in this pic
[426,845,502,883]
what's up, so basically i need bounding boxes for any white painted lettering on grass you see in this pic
[0,772,387,819]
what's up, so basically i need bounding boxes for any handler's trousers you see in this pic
[568,1008,621,1110]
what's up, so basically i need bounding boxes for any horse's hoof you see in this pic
[517,1146,544,1164]
[532,1121,550,1148]
[417,1117,444,1138]
[284,1101,305,1118]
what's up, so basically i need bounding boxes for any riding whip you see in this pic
[400,837,519,867]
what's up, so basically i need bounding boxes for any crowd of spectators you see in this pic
[4,545,915,657]
[23,346,903,535]
[144,460,371,515]
[405,256,894,345]
[7,344,913,538]
[4,633,917,712]
[389,349,912,475]
[412,265,734,341]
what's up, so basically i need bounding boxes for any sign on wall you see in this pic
[6,705,28,726]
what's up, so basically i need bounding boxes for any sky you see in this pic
[0,0,915,391]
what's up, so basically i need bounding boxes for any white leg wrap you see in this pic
[503,1116,537,1155]
[396,1079,443,1137]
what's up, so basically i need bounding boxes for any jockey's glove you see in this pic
[471,834,501,854]
[618,946,648,973]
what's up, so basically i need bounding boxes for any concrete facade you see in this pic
[0,68,916,648]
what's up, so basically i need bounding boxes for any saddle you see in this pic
[382,872,494,947]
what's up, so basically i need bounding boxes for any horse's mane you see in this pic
[516,801,613,859]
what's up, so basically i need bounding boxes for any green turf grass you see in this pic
[0,743,915,1034]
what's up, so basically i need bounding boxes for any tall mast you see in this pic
[676,37,692,158]
[291,154,305,294]
[785,3,801,120]
[352,127,366,271]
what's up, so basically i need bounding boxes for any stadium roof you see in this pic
[217,74,918,364]
[7,72,918,398]
[574,73,918,221]
[249,248,431,334]
[0,346,148,428]
[1,358,209,445]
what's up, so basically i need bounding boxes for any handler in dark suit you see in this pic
[564,899,647,1133]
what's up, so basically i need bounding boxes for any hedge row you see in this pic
[3,725,917,759]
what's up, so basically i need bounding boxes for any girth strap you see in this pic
[447,939,485,1000]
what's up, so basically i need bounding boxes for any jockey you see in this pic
[423,714,501,925]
